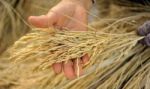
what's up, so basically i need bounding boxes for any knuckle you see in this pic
[139,34,150,46]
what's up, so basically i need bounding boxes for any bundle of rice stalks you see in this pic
[0,13,150,89]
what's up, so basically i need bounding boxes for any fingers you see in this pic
[81,54,90,64]
[63,59,83,79]
[28,12,57,28]
[139,34,150,46]
[137,21,150,46]
[52,63,62,74]
[52,54,90,80]
[74,59,83,77]
[137,21,150,36]
[63,60,76,80]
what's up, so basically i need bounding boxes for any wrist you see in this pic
[80,0,93,9]
[62,0,93,10]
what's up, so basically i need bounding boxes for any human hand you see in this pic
[28,0,92,31]
[28,0,92,79]
[137,21,150,46]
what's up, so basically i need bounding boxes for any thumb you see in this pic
[28,14,57,28]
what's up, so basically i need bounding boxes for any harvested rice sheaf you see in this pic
[0,14,150,89]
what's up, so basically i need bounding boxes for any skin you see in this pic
[28,0,92,79]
